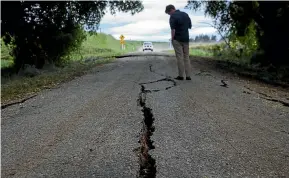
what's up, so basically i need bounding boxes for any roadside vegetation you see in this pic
[188,43,289,87]
[185,1,289,87]
[1,1,144,104]
[1,33,142,103]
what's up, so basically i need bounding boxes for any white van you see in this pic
[142,42,154,52]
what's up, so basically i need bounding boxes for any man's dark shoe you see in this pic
[186,77,191,80]
[175,76,184,80]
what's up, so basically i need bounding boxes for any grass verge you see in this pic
[189,48,213,57]
[1,33,141,105]
[1,58,114,104]
[188,44,289,87]
[167,44,289,87]
[166,47,214,57]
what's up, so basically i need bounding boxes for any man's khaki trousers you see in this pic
[172,40,191,77]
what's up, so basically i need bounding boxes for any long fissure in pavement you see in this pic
[135,64,176,178]
[136,84,157,178]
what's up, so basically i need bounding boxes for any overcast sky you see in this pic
[99,0,217,42]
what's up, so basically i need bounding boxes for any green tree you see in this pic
[194,34,212,42]
[210,35,217,42]
[186,1,289,66]
[1,1,144,72]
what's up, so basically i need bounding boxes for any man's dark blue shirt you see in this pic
[169,10,192,42]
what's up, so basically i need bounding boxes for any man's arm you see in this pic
[169,16,176,40]
[171,29,175,40]
[188,15,192,29]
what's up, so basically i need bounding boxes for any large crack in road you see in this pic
[135,64,176,178]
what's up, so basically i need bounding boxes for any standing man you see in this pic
[165,4,192,80]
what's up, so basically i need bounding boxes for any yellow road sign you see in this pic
[120,34,125,40]
[120,40,125,44]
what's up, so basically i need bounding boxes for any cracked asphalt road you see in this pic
[2,52,289,178]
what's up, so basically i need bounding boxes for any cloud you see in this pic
[108,20,169,36]
[110,26,217,42]
[100,0,217,41]
[101,1,211,25]
[101,0,189,24]
[112,34,171,41]
[190,27,217,36]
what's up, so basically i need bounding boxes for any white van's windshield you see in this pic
[143,42,152,45]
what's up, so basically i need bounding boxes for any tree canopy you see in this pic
[190,34,217,43]
[186,1,289,66]
[1,1,144,71]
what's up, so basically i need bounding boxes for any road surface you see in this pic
[2,52,289,178]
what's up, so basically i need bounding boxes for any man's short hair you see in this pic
[165,4,175,14]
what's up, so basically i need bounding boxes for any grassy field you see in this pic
[167,45,214,57]
[189,48,213,57]
[69,33,142,60]
[1,33,141,68]
[1,33,142,104]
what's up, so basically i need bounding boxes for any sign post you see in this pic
[120,35,125,50]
